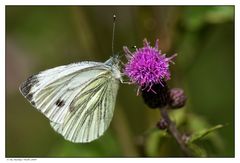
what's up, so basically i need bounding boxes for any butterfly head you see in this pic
[105,55,120,67]
[104,55,122,80]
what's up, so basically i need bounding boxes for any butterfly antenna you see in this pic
[112,14,116,57]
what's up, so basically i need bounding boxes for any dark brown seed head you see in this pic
[141,81,169,109]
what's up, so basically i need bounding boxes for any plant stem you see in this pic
[159,106,192,156]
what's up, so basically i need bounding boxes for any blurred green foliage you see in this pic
[6,6,234,157]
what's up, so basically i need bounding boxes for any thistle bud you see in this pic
[168,88,187,109]
[156,118,168,130]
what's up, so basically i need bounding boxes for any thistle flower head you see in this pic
[123,38,177,92]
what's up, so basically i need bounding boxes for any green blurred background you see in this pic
[6,6,234,157]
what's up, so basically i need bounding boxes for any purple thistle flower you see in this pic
[123,38,177,93]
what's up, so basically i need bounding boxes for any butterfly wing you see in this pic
[19,61,114,124]
[50,72,119,143]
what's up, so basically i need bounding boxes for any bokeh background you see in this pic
[6,6,234,157]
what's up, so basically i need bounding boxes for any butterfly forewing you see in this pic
[20,61,115,123]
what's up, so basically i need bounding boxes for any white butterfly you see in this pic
[19,55,122,143]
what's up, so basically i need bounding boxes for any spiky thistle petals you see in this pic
[123,38,177,92]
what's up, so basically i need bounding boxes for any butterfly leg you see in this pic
[119,75,133,84]
[121,81,133,84]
